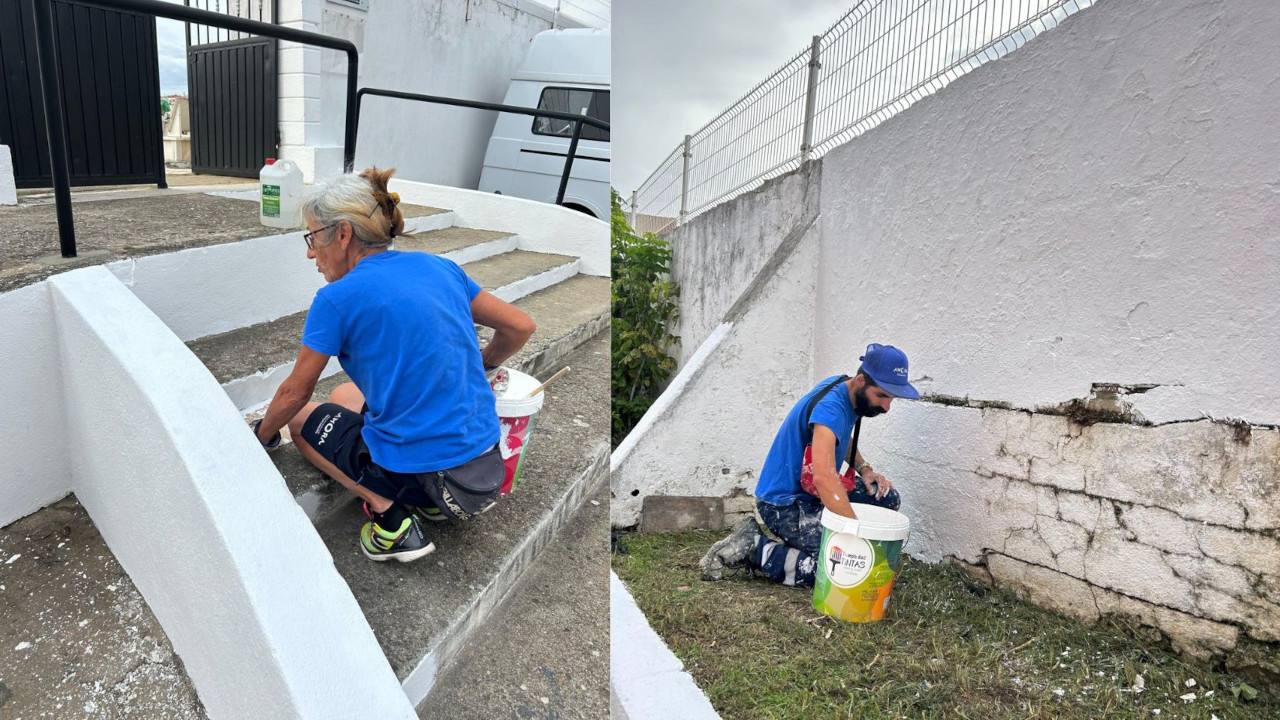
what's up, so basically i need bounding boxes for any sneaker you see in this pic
[699,518,763,581]
[359,516,436,563]
[408,500,498,523]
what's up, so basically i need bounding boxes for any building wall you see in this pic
[278,0,598,184]
[617,0,1279,668]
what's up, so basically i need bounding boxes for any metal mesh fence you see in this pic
[631,0,1095,233]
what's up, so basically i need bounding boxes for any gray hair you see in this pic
[300,169,404,248]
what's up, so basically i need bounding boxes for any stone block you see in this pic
[1094,588,1239,661]
[990,479,1040,529]
[1080,422,1248,528]
[1084,530,1196,612]
[988,553,1100,622]
[640,496,724,533]
[1197,524,1280,577]
[1118,504,1200,556]
[1192,588,1280,643]
[1166,554,1255,599]
[1056,490,1106,528]
[979,451,1030,481]
[1003,528,1058,570]
[1029,457,1086,492]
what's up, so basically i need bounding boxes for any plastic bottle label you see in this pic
[262,184,281,217]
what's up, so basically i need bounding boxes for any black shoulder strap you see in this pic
[802,375,850,446]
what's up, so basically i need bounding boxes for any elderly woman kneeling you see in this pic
[252,167,535,562]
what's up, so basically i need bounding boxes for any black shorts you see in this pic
[299,403,503,517]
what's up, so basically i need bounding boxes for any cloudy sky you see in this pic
[612,0,854,196]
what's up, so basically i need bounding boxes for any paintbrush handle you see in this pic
[528,366,570,397]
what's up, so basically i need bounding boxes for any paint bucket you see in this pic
[494,368,545,496]
[813,505,911,623]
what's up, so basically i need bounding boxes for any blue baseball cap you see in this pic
[859,343,920,399]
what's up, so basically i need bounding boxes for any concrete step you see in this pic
[315,331,609,705]
[420,481,609,719]
[395,226,518,266]
[465,250,581,302]
[251,276,609,525]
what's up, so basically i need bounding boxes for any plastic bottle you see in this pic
[259,158,302,228]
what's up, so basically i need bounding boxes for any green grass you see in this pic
[612,531,1277,720]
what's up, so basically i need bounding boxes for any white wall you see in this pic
[814,0,1280,427]
[47,267,416,719]
[352,0,558,188]
[278,0,576,184]
[0,283,70,527]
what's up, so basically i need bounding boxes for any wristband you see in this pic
[854,461,870,474]
[250,419,282,450]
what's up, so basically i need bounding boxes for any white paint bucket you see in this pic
[494,368,545,495]
[813,505,911,622]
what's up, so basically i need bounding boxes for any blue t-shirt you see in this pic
[301,251,499,473]
[754,375,859,506]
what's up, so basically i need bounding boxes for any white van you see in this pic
[478,29,610,219]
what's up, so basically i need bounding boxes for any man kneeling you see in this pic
[700,344,919,587]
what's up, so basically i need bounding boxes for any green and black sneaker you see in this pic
[359,515,435,563]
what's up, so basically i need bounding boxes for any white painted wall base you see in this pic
[0,144,16,205]
[45,267,415,718]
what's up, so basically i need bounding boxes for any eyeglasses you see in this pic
[303,222,339,250]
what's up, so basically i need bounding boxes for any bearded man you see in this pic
[699,343,919,588]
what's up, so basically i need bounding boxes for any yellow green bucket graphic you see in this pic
[813,505,911,623]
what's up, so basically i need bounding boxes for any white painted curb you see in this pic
[610,572,721,720]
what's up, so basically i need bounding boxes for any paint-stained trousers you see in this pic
[752,480,901,589]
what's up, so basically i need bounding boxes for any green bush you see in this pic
[611,190,679,446]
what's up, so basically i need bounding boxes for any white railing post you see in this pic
[678,134,692,223]
[800,34,822,161]
[629,190,638,229]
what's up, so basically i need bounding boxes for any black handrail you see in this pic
[354,87,609,207]
[29,0,360,258]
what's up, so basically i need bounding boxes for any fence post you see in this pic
[629,190,637,229]
[800,34,822,162]
[678,134,692,223]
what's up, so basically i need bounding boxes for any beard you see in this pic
[854,386,886,418]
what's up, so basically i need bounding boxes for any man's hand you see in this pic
[861,468,893,500]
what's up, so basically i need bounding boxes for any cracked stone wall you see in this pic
[864,401,1279,662]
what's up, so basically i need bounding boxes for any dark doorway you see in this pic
[0,0,165,189]
[184,0,278,178]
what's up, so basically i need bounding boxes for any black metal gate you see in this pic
[185,0,277,177]
[0,0,165,188]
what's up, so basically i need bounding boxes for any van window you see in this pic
[532,88,610,142]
